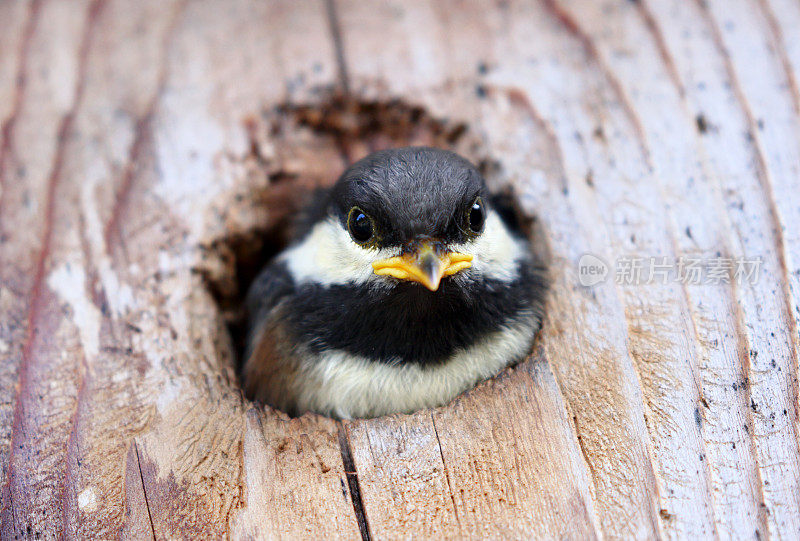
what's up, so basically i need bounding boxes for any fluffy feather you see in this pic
[243,147,547,418]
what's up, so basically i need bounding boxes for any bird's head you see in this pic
[333,147,487,291]
[282,147,526,293]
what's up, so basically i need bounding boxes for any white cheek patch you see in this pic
[453,213,529,282]
[280,217,395,286]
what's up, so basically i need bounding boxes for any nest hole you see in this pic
[197,93,539,406]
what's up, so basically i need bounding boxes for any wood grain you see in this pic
[0,0,798,539]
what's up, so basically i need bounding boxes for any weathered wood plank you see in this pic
[699,0,800,534]
[1,0,799,539]
[0,0,39,493]
[230,410,361,539]
[128,2,347,536]
[345,350,600,539]
[640,1,800,536]
[1,1,98,537]
[537,1,766,536]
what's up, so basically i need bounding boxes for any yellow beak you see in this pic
[372,240,473,291]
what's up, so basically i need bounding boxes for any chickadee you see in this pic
[244,147,547,419]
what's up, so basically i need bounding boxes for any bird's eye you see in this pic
[347,207,374,244]
[467,197,485,233]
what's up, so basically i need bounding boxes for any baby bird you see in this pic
[244,147,547,418]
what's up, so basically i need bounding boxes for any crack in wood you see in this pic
[756,0,800,116]
[542,0,653,168]
[503,88,569,195]
[103,0,186,258]
[635,0,686,98]
[727,285,772,536]
[430,413,461,527]
[337,424,371,541]
[325,0,350,95]
[664,271,725,536]
[134,441,157,541]
[61,347,90,534]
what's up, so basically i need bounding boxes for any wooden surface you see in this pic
[1,0,799,539]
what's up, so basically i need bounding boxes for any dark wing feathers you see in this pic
[244,261,295,355]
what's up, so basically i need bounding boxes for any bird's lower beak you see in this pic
[372,239,472,291]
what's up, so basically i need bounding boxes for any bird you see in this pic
[243,146,547,419]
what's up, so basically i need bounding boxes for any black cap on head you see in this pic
[330,147,486,246]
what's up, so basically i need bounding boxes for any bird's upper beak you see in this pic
[372,238,473,291]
